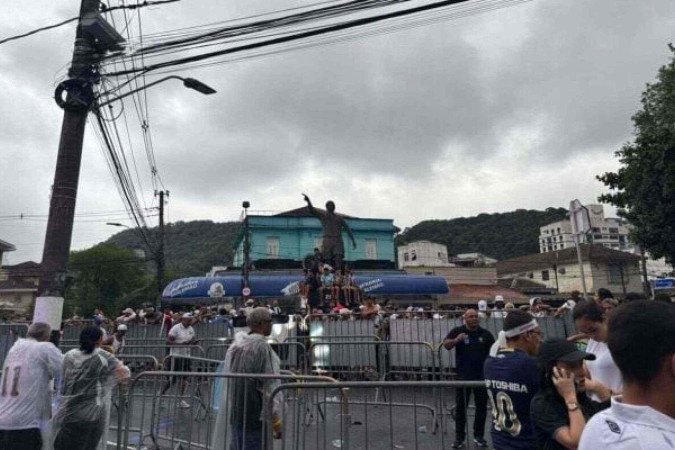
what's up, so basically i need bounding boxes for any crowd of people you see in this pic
[443,289,674,449]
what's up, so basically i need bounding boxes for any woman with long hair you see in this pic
[52,326,130,450]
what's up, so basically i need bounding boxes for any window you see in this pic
[365,239,378,260]
[403,252,409,262]
[528,272,534,279]
[266,237,280,259]
[542,270,550,281]
[608,228,619,233]
[557,227,561,234]
[608,263,626,285]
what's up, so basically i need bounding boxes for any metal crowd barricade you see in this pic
[308,315,377,338]
[117,371,337,450]
[120,344,205,361]
[164,354,223,373]
[269,380,488,450]
[308,340,437,381]
[205,343,230,361]
[116,354,160,373]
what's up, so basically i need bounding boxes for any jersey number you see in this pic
[488,390,521,436]
[1,366,21,397]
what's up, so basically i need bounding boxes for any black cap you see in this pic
[538,339,596,365]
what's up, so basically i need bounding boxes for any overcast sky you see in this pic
[1,0,673,265]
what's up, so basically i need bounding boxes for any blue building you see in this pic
[232,206,399,270]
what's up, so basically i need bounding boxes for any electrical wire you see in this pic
[0,16,78,46]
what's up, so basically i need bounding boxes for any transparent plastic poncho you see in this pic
[48,347,129,450]
[211,331,282,450]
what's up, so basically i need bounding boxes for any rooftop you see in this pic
[496,244,640,274]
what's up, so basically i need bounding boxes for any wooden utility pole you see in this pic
[35,0,122,338]
[156,190,167,309]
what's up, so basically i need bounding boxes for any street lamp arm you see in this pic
[96,75,216,108]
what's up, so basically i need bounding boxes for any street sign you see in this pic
[242,287,251,296]
[569,199,591,235]
[653,278,675,290]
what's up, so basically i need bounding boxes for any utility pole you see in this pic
[34,0,123,340]
[156,190,167,309]
[639,246,652,298]
[242,201,251,299]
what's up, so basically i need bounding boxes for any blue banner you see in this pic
[162,273,449,301]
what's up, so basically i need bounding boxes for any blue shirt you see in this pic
[484,348,540,450]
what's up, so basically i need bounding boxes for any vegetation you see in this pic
[598,45,675,264]
[64,243,150,317]
[396,208,569,261]
[106,220,241,279]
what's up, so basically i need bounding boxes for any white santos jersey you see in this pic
[0,338,64,430]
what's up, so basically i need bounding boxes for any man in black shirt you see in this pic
[444,308,495,448]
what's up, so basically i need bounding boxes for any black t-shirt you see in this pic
[446,325,494,380]
[530,389,607,450]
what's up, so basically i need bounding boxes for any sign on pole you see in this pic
[569,200,590,300]
[242,287,251,297]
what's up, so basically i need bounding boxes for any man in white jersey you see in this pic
[579,301,675,450]
[0,322,64,450]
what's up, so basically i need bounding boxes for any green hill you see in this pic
[106,220,241,279]
[397,207,568,261]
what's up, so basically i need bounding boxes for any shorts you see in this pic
[0,428,42,450]
[166,356,193,372]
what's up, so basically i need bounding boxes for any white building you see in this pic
[539,204,631,253]
[397,241,451,268]
[498,244,643,295]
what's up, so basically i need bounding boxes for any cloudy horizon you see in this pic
[1,0,673,264]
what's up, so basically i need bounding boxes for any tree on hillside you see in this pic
[64,244,150,318]
[598,45,675,263]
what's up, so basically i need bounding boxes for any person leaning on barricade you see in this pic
[484,310,542,449]
[579,300,675,450]
[52,326,130,450]
[0,322,64,450]
[212,307,283,450]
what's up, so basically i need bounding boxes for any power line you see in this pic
[0,16,78,46]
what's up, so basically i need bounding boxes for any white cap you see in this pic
[494,295,504,303]
[182,313,192,319]
[117,324,128,331]
[478,300,488,311]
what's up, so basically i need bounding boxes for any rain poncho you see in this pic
[211,331,282,450]
[50,347,129,450]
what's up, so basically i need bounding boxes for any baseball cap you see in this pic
[494,295,504,304]
[182,313,192,319]
[537,339,596,365]
[478,300,488,311]
[117,324,128,331]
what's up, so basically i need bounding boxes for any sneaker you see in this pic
[451,439,465,449]
[179,400,190,408]
[473,437,488,447]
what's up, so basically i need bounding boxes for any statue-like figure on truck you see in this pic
[302,193,357,271]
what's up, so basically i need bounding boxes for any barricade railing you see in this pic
[118,344,205,360]
[164,354,223,373]
[116,371,338,450]
[115,354,161,373]
[268,380,489,450]
[204,342,309,374]
[309,340,437,381]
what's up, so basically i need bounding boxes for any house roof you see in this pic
[273,205,355,219]
[2,261,41,277]
[0,239,16,252]
[496,244,640,275]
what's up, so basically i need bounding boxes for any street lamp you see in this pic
[242,201,250,293]
[96,75,216,108]
[106,222,130,228]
